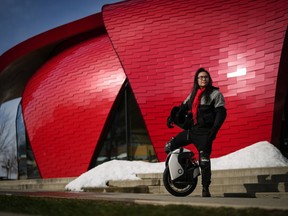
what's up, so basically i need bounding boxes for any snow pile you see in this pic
[66,160,165,191]
[66,141,288,191]
[211,141,288,170]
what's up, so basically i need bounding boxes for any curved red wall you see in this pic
[103,0,288,161]
[19,0,288,178]
[22,35,126,177]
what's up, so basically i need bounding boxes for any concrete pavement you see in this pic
[0,191,287,211]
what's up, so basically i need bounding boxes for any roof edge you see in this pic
[0,12,104,73]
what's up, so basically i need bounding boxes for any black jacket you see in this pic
[181,88,227,136]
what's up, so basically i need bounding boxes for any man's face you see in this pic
[197,72,209,88]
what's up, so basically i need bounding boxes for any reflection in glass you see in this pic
[94,81,157,166]
[16,103,27,179]
[16,103,40,179]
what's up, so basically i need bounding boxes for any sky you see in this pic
[66,141,288,191]
[0,0,122,55]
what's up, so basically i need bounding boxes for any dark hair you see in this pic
[190,67,218,103]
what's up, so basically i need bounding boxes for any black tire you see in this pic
[163,166,198,197]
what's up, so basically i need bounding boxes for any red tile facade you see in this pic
[9,0,288,177]
[22,35,126,177]
[103,0,288,161]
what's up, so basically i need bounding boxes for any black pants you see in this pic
[169,129,212,187]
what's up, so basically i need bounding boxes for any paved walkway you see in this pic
[1,191,288,211]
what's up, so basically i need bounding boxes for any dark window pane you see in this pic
[16,103,40,179]
[94,81,157,166]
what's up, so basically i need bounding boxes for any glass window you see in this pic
[280,94,288,159]
[92,81,157,166]
[16,102,40,179]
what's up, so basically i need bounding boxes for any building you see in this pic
[0,0,287,179]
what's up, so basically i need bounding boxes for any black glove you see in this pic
[167,116,174,128]
[208,128,217,142]
[207,106,226,142]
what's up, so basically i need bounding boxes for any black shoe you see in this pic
[202,187,211,197]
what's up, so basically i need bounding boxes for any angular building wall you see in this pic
[0,0,287,178]
[103,0,288,161]
[22,35,126,177]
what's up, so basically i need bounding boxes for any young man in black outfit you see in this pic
[165,67,227,197]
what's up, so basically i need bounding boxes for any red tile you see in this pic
[22,35,126,178]
[103,0,288,160]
